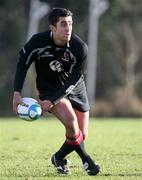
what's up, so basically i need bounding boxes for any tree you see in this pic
[95,0,142,116]
[0,0,28,115]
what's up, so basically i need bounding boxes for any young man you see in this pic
[13,8,100,176]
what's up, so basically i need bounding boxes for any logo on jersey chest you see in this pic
[49,51,71,72]
[49,60,63,72]
[38,47,76,73]
[62,52,70,62]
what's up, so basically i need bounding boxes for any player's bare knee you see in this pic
[65,118,79,133]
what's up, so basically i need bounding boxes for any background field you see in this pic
[0,118,142,180]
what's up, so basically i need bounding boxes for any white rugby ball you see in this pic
[17,97,42,121]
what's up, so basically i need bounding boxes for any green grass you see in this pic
[0,117,142,180]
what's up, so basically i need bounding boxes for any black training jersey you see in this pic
[14,30,88,104]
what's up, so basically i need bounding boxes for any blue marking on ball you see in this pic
[28,104,42,120]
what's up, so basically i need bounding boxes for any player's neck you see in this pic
[53,38,67,46]
[52,34,66,46]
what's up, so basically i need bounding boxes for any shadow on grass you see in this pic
[101,173,142,177]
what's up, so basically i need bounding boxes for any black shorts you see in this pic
[66,80,90,112]
[39,79,90,112]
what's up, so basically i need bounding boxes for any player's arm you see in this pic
[13,35,37,113]
[49,43,88,105]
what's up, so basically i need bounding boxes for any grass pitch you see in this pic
[0,117,142,180]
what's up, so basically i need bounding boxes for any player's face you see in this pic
[51,16,73,45]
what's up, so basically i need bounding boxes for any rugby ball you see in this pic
[17,97,42,121]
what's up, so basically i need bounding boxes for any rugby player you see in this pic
[13,8,100,176]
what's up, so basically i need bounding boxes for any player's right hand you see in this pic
[13,92,22,114]
[39,100,53,115]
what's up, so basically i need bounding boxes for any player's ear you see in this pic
[49,25,56,32]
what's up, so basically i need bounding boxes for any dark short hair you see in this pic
[48,8,73,26]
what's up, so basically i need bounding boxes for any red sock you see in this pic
[66,130,83,145]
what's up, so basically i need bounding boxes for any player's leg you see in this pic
[52,98,79,136]
[73,109,100,175]
[51,98,82,174]
[68,79,90,140]
[50,98,100,175]
[74,109,89,140]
